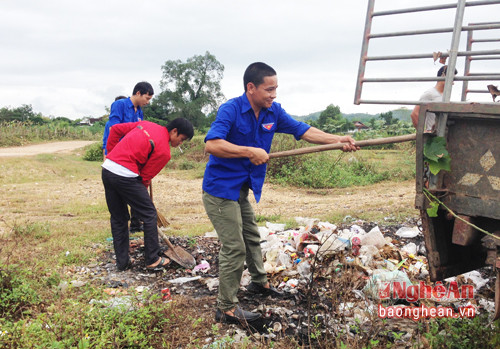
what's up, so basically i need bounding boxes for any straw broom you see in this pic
[149,182,169,227]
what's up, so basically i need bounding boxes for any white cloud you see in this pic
[1,0,499,119]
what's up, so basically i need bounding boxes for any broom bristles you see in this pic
[157,210,170,227]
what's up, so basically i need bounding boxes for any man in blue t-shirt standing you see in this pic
[202,62,359,324]
[102,81,154,233]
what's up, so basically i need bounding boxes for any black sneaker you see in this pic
[246,282,284,298]
[215,307,261,324]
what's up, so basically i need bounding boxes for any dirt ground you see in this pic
[0,141,418,233]
[0,140,96,157]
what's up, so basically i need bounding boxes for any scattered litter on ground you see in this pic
[71,216,497,347]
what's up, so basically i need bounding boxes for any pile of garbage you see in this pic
[62,216,496,346]
[253,217,494,309]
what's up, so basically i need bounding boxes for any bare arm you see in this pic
[300,127,359,151]
[410,105,420,128]
[205,139,269,165]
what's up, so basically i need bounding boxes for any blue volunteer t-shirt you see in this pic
[202,93,310,202]
[102,97,144,153]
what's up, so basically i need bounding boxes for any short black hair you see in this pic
[166,118,194,140]
[133,81,154,96]
[114,95,127,101]
[437,65,458,77]
[243,62,277,92]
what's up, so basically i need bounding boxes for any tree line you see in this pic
[1,51,413,135]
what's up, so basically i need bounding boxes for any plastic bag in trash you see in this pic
[294,232,320,252]
[395,226,421,238]
[363,269,413,300]
[360,226,386,249]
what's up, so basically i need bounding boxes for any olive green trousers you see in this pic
[202,186,268,311]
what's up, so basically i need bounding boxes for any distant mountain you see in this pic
[292,107,412,123]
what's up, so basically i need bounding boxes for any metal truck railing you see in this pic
[354,0,500,107]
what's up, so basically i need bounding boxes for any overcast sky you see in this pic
[1,0,499,120]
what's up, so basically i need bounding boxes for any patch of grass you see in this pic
[0,291,214,348]
[12,221,51,239]
[0,265,42,321]
[255,213,282,223]
[421,315,500,348]
[267,134,415,189]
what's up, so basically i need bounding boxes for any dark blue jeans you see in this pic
[102,168,161,269]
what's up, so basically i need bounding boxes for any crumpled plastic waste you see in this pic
[401,242,418,255]
[363,269,413,300]
[295,232,320,252]
[193,260,210,273]
[395,226,420,238]
[167,276,201,284]
[266,222,286,232]
[360,226,386,249]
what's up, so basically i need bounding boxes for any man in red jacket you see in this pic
[102,118,194,271]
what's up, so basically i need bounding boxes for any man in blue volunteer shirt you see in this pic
[202,62,359,324]
[102,81,154,234]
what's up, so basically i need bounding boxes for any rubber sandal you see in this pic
[146,256,170,271]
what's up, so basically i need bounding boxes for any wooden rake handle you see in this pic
[268,134,416,159]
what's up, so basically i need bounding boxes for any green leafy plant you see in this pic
[82,142,103,161]
[423,136,451,175]
[0,266,41,321]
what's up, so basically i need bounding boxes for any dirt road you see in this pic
[0,141,96,157]
[0,140,418,235]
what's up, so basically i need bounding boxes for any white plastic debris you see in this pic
[295,217,319,227]
[276,252,293,269]
[90,297,135,312]
[358,245,381,266]
[360,226,386,249]
[167,276,201,284]
[205,278,220,291]
[70,280,86,288]
[395,226,420,238]
[297,261,311,279]
[203,230,218,238]
[303,244,319,256]
[363,269,413,300]
[285,278,299,288]
[135,286,148,293]
[317,234,350,255]
[461,270,489,290]
[350,225,366,236]
[401,242,418,255]
[259,226,271,240]
[240,269,251,287]
[266,222,286,232]
[317,221,337,232]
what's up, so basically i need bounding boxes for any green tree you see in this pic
[378,111,397,126]
[317,104,341,128]
[0,104,36,122]
[316,104,353,133]
[145,51,225,129]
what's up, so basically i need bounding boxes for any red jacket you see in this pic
[106,121,171,187]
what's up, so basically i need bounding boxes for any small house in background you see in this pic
[353,121,369,132]
[78,116,105,126]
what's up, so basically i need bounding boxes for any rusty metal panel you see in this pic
[440,113,500,218]
[416,103,498,281]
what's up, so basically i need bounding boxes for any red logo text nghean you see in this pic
[378,281,474,302]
